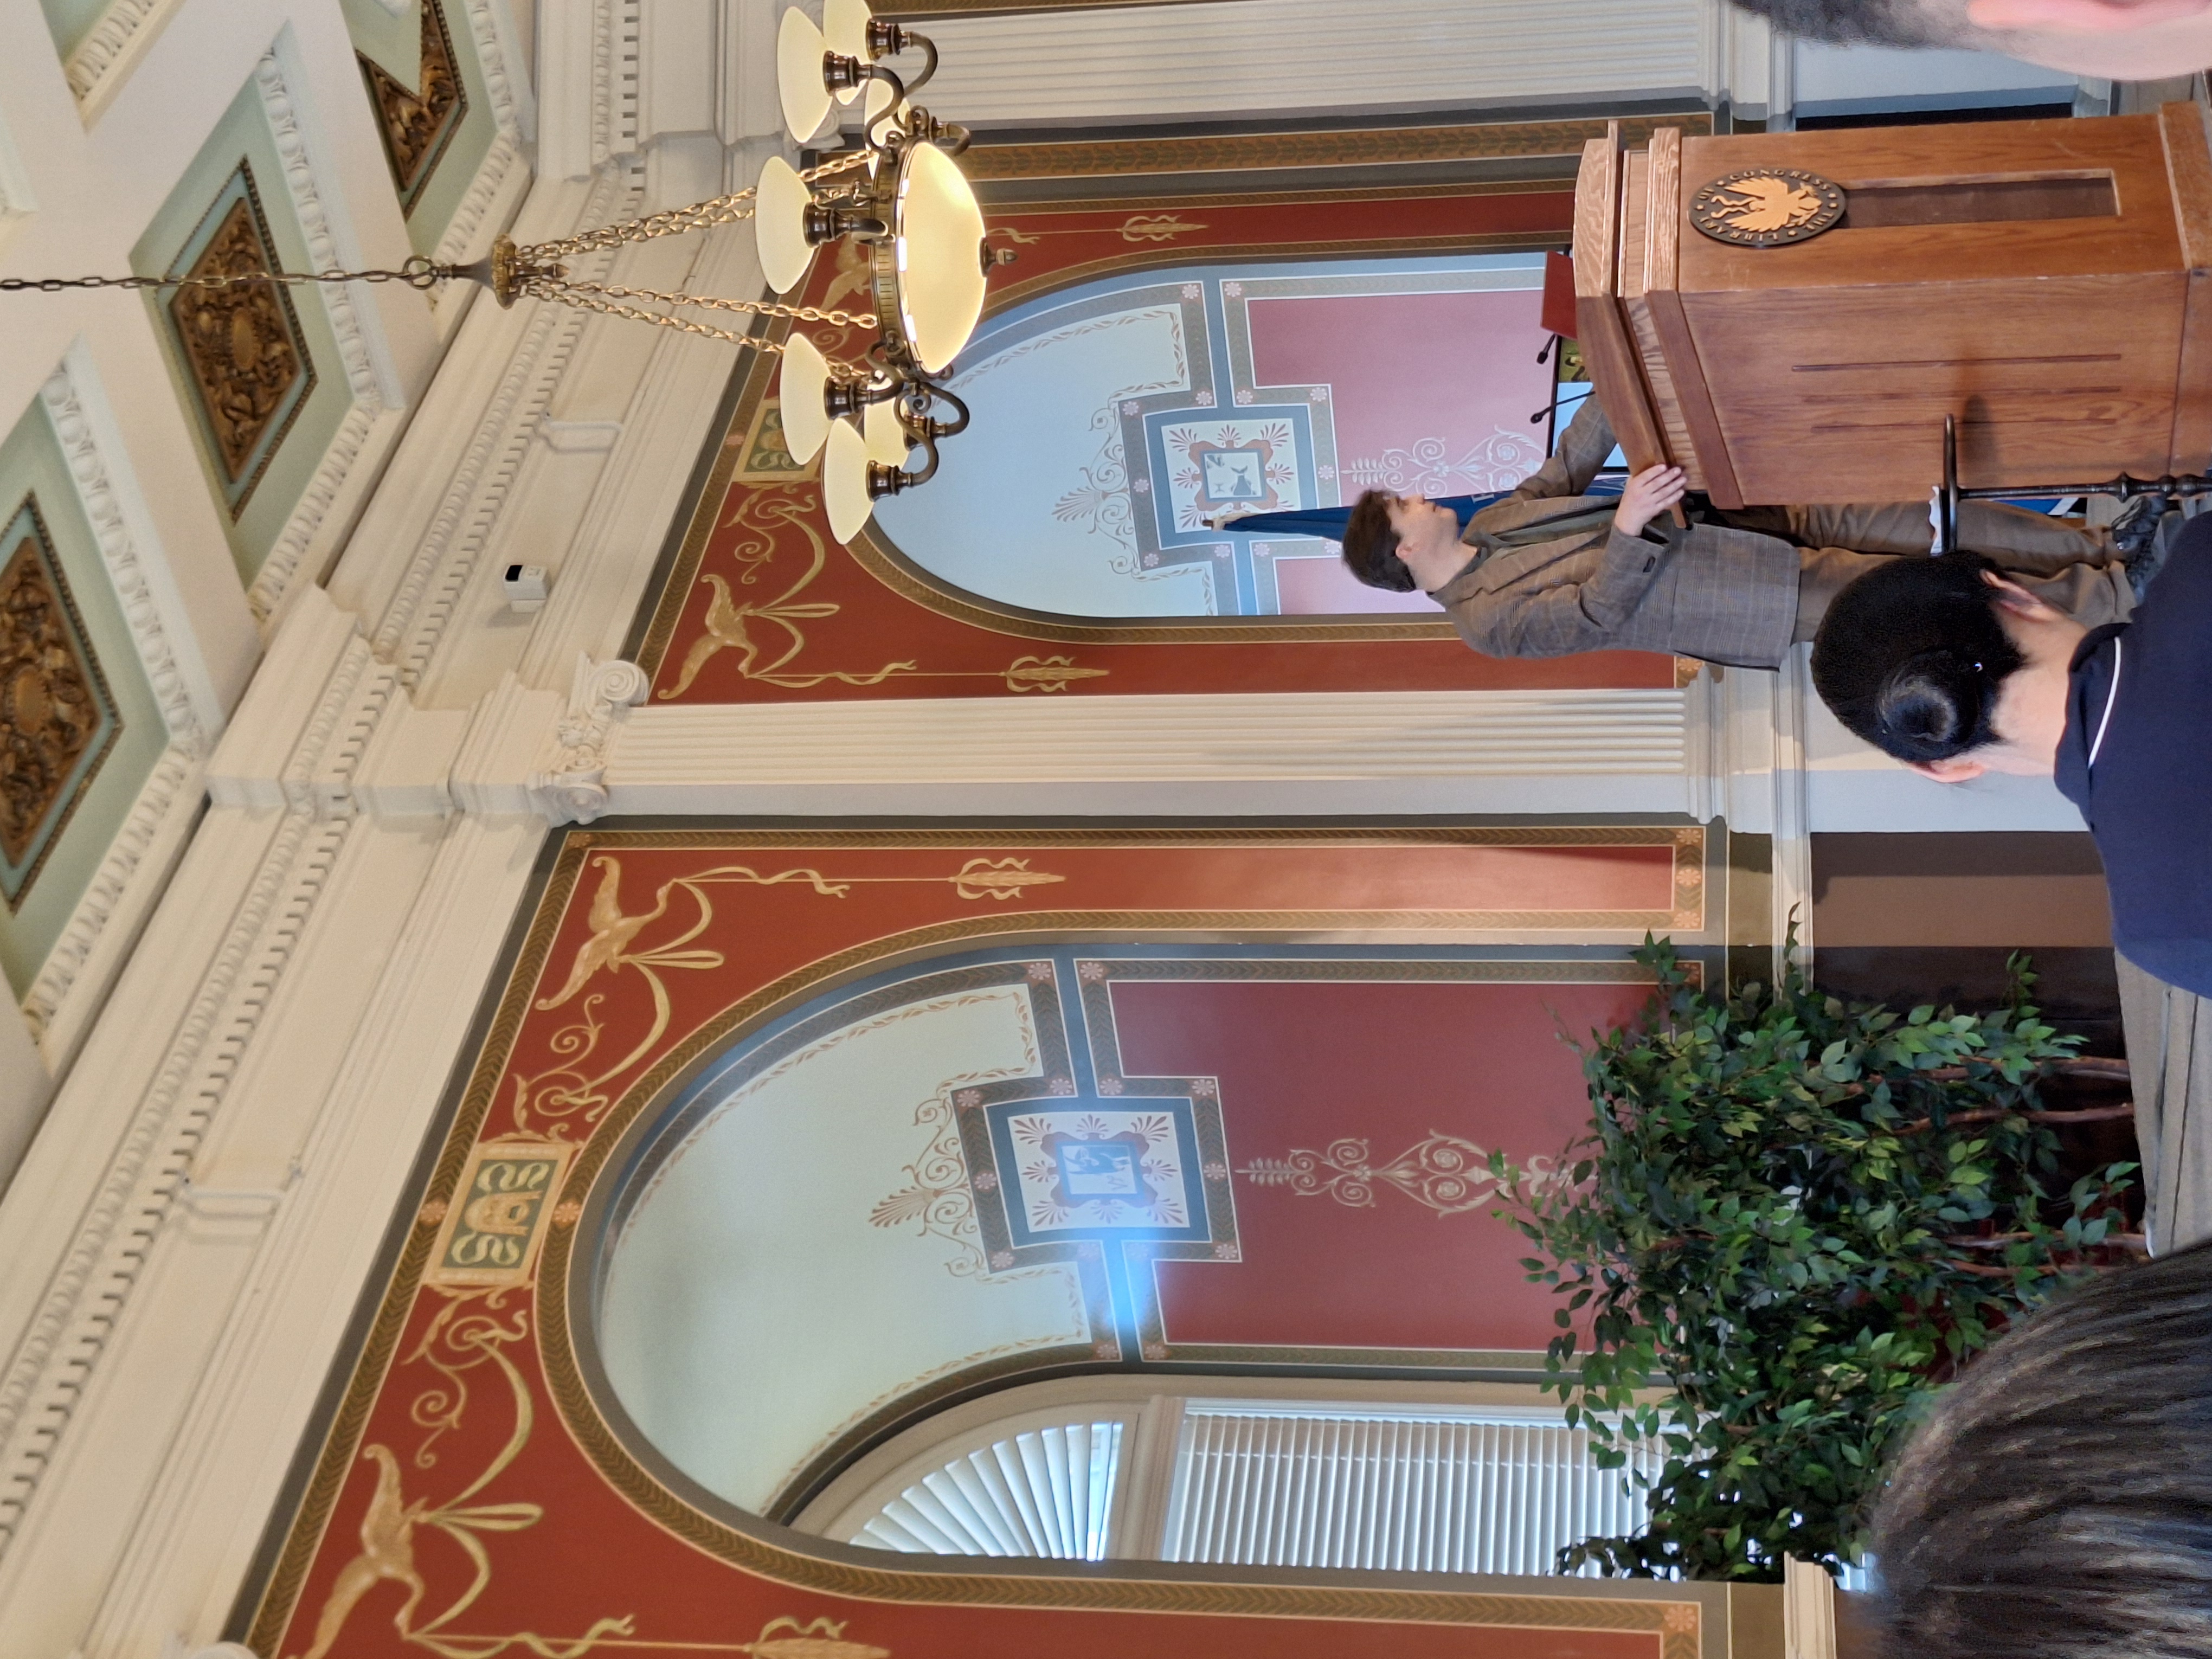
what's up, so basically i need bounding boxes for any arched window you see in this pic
[794,1375,1666,1575]
[870,253,1563,620]
[586,934,1681,1526]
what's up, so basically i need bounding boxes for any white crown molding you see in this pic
[428,0,542,332]
[0,595,388,1561]
[38,362,213,756]
[60,0,187,122]
[0,580,576,1648]
[247,47,407,628]
[29,353,222,1068]
[353,166,636,685]
[539,0,642,179]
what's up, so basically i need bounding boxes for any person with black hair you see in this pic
[1728,0,2212,79]
[1812,522,2212,1253]
[1813,515,2212,996]
[1870,1239,2212,1657]
[1339,394,2139,668]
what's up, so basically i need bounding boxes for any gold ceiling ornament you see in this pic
[1689,168,1846,247]
[358,0,468,210]
[4,4,999,536]
[0,499,120,906]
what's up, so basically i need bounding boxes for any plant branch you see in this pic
[1895,1103,2135,1135]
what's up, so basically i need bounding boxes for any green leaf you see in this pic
[1486,937,2135,1585]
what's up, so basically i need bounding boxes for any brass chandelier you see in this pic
[1,0,993,541]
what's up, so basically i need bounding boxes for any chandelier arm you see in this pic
[863,65,910,151]
[895,31,938,98]
[545,280,879,330]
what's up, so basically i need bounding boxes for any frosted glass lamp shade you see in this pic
[754,156,818,294]
[823,419,878,543]
[863,397,909,465]
[777,8,834,143]
[778,335,835,464]
[893,143,987,374]
[825,0,873,103]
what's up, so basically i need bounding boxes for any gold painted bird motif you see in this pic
[661,573,760,698]
[293,1445,426,1659]
[535,856,673,1010]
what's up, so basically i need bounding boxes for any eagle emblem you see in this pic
[1689,168,1847,247]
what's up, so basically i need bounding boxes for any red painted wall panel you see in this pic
[1110,979,1651,1353]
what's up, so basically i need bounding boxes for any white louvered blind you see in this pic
[1160,1405,1666,1576]
[851,1420,1124,1560]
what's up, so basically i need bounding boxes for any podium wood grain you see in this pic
[1574,110,2212,503]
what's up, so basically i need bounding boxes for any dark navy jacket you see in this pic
[2054,515,2212,996]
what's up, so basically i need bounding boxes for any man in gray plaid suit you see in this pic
[1341,396,2136,669]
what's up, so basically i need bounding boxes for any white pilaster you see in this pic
[902,0,1710,129]
[606,687,1701,819]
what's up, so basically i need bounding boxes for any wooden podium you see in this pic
[1573,109,2212,507]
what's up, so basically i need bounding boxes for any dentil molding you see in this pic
[0,586,614,1650]
[248,44,404,627]
[431,0,542,324]
[30,352,218,1069]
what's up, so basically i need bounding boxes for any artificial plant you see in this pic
[1494,939,2139,1581]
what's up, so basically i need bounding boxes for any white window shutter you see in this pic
[1159,1405,1666,1576]
[852,1420,1126,1560]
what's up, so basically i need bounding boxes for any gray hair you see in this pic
[1870,1241,2212,1659]
[1725,0,1966,46]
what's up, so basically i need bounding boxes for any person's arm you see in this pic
[1506,394,1619,505]
[1446,465,1685,656]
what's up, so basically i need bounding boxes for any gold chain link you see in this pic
[522,149,877,260]
[518,279,880,373]
[0,259,445,294]
[544,280,877,330]
[519,284,785,350]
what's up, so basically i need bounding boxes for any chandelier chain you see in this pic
[524,149,876,259]
[518,282,877,373]
[0,258,446,294]
[538,279,877,331]
[519,284,783,350]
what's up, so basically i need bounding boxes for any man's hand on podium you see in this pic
[1616,465,1688,538]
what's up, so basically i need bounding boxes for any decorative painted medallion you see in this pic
[359,0,470,212]
[0,498,121,910]
[1689,169,1847,248]
[423,1136,578,1288]
[1160,420,1299,533]
[1004,1107,1197,1234]
[164,164,317,517]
